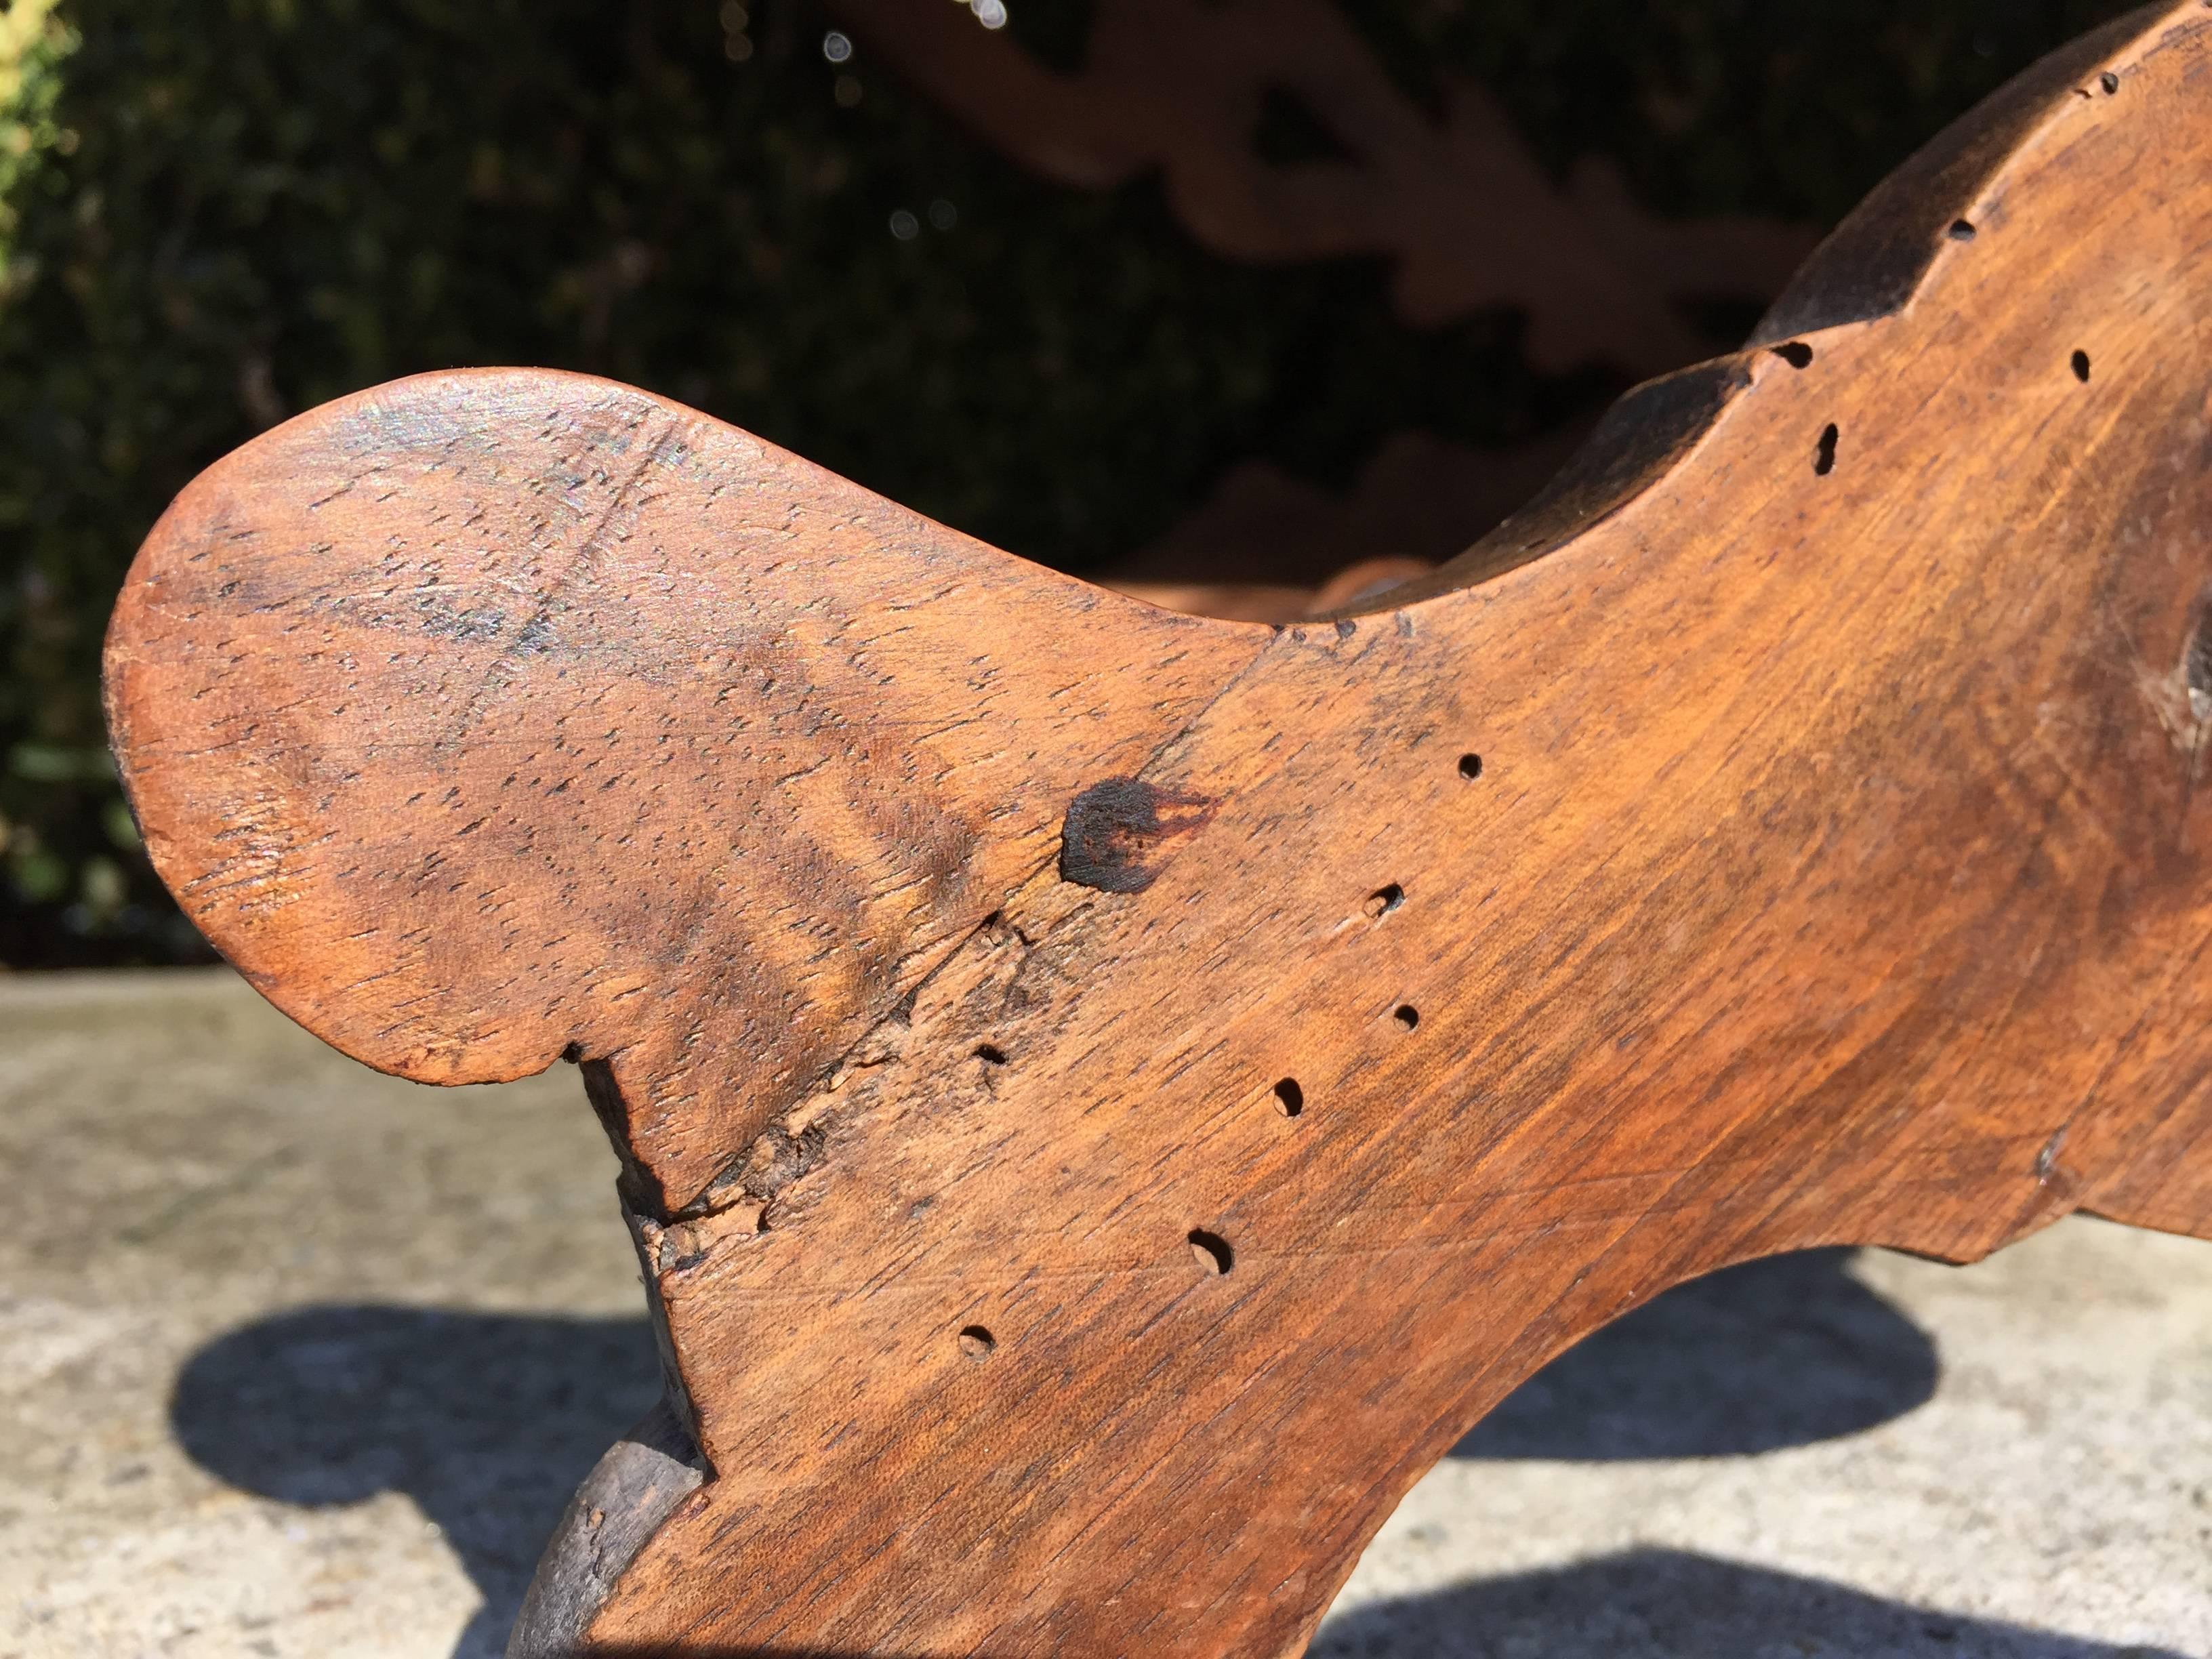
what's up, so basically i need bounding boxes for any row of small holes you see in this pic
[955,1042,1012,1355]
[961,191,2115,1360]
[958,739,1488,1358]
[1820,212,1978,481]
[954,45,2192,1374]
[1784,345,2089,480]
[1179,737,1490,1327]
[956,1226,1237,1361]
[1214,199,2103,1330]
[1275,856,1439,1122]
[1947,215,2099,385]
[1774,344,1835,478]
[1280,753,1474,1119]
[1271,1005,1416,1117]
[981,1229,1237,1299]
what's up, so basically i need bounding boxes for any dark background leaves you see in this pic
[0,0,2133,966]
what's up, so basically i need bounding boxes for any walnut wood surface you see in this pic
[104,6,2212,1653]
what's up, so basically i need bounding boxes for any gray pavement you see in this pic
[2,968,2207,1658]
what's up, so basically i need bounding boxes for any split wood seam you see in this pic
[103,6,2212,1653]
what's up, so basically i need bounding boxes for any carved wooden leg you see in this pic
[103,5,2212,1652]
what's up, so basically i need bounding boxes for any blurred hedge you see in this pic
[0,0,2133,966]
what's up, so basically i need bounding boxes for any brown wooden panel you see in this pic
[104,6,2212,1652]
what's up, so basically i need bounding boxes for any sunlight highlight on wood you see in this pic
[104,6,2212,1651]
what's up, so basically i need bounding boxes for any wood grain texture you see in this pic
[104,386,1254,1212]
[103,5,2212,1653]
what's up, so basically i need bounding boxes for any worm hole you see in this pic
[2186,605,2212,716]
[1814,423,1838,476]
[1273,1078,1305,1118]
[1188,1229,1233,1275]
[958,1325,996,1360]
[1364,882,1404,919]
[2070,349,2091,383]
[2100,70,2119,95]
[1458,753,1483,780]
[973,1043,1008,1065]
[1393,1004,1419,1031]
[1772,342,1813,369]
[1948,219,1977,242]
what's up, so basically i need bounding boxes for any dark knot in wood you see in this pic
[1059,777,1215,893]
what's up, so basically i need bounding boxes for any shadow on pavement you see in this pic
[1452,1246,1938,1459]
[1309,1547,2185,1658]
[170,1307,660,1659]
[169,1250,1942,1656]
[485,1561,2190,1659]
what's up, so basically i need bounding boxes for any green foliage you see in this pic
[0,1,73,268]
[1360,0,2136,216]
[0,0,2137,965]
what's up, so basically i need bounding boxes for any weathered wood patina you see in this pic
[105,5,2212,1652]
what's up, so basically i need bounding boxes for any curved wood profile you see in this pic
[104,6,2212,1652]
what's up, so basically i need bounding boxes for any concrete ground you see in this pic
[1,968,2207,1659]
